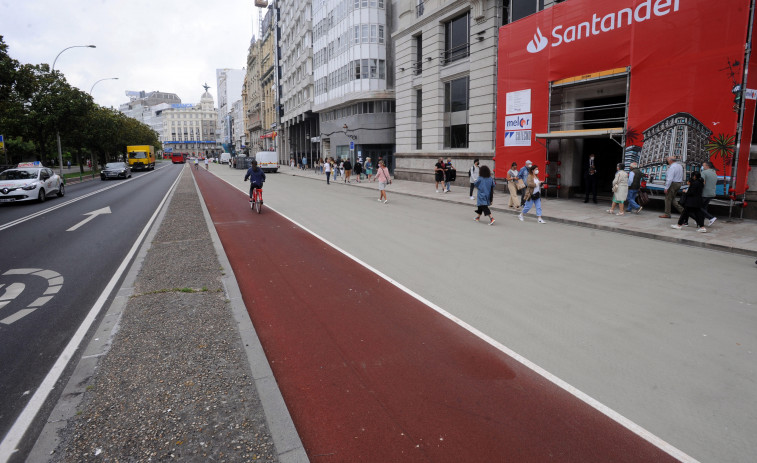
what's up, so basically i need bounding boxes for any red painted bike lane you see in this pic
[193,170,682,463]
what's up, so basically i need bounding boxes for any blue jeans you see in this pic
[522,198,542,216]
[627,189,640,211]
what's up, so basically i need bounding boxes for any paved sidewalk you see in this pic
[272,166,757,257]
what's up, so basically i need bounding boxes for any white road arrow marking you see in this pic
[67,206,112,231]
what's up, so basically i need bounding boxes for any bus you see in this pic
[171,152,186,164]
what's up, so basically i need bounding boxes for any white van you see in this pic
[219,152,232,164]
[255,151,279,173]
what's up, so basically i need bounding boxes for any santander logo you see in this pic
[526,0,681,54]
[526,28,548,53]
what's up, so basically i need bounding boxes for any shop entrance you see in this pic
[538,68,629,197]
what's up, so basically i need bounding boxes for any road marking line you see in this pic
[0,309,35,325]
[212,172,701,463]
[66,206,112,232]
[0,171,182,462]
[0,165,169,232]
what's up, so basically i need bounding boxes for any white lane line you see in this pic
[212,173,700,463]
[0,171,182,462]
[0,165,170,232]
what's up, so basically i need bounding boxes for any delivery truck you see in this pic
[127,145,156,170]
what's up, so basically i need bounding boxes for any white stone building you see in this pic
[280,0,317,165]
[216,69,246,154]
[158,89,221,157]
[391,0,559,181]
[313,0,394,166]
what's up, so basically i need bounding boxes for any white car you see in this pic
[0,165,65,203]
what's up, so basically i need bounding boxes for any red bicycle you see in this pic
[250,187,263,214]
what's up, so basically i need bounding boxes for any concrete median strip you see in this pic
[29,167,306,463]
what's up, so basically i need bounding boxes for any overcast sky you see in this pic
[0,0,262,109]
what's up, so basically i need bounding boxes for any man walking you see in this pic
[518,160,532,204]
[627,162,643,213]
[700,161,718,226]
[584,154,598,203]
[659,156,685,218]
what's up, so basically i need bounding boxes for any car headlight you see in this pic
[21,183,38,190]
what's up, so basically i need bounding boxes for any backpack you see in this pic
[449,168,456,181]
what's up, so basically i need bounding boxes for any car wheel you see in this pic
[57,184,65,197]
[38,189,46,202]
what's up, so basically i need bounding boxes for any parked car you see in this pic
[0,164,64,203]
[101,162,132,180]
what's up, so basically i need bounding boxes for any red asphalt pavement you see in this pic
[193,169,680,463]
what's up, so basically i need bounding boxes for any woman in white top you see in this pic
[324,157,333,184]
[468,159,480,200]
[506,162,521,208]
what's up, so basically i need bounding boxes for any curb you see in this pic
[285,171,757,258]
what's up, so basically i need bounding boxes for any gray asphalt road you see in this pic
[225,171,756,463]
[0,163,182,457]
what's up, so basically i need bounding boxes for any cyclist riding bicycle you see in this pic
[244,160,266,202]
[194,158,199,170]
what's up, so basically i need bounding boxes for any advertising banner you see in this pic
[496,0,755,195]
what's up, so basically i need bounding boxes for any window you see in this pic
[445,13,469,64]
[416,89,422,117]
[379,25,385,44]
[370,59,377,78]
[371,25,377,43]
[415,34,423,75]
[504,0,545,25]
[379,59,385,79]
[444,76,469,148]
[416,129,423,149]
[362,24,369,43]
[361,58,369,78]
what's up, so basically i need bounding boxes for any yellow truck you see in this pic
[126,145,155,171]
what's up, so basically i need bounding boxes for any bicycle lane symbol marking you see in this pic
[0,269,63,325]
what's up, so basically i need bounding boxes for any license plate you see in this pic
[0,198,15,202]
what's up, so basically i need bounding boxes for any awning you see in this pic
[535,128,624,139]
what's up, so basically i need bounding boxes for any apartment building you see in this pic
[244,38,264,153]
[260,6,279,151]
[313,0,394,167]
[280,0,318,165]
[392,0,560,181]
[158,88,221,157]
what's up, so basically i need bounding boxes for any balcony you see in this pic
[443,42,469,65]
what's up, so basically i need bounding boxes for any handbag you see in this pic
[612,184,618,193]
[531,191,541,200]
[516,178,526,190]
[638,189,650,206]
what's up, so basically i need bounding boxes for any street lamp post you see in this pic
[52,45,96,176]
[89,77,118,95]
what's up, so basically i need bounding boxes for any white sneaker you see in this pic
[708,217,717,226]
[670,224,682,230]
[537,217,546,224]
[697,227,707,233]
[383,199,388,204]
[517,214,524,222]
[470,196,474,200]
[378,198,382,202]
[436,189,439,193]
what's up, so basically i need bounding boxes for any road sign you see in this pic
[0,134,4,150]
[350,141,354,150]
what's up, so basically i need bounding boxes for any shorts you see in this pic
[378,182,387,191]
[435,173,444,182]
[366,169,373,175]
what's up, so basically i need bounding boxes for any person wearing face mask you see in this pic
[518,165,546,223]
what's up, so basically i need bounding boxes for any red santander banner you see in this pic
[496,0,755,195]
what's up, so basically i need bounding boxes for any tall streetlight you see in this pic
[89,77,118,95]
[52,45,96,175]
